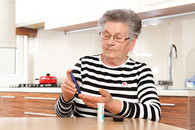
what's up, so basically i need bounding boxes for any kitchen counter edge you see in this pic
[0,88,62,93]
[0,88,195,96]
[157,89,195,97]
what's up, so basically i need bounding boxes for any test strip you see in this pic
[70,71,81,94]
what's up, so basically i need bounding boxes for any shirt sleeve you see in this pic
[55,93,74,117]
[55,58,82,117]
[117,64,161,121]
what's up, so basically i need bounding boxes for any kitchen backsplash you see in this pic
[32,13,195,89]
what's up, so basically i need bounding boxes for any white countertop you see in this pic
[157,89,195,97]
[0,88,195,96]
[0,88,62,93]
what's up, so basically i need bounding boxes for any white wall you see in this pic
[134,14,195,89]
[33,29,102,85]
[33,14,195,89]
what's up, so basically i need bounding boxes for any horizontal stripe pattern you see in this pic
[55,54,161,121]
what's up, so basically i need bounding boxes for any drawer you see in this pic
[159,96,188,129]
[22,93,60,117]
[0,93,24,117]
[0,92,60,117]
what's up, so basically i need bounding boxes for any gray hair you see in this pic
[98,9,142,41]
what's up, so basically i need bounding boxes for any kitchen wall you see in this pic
[135,13,195,89]
[33,13,195,89]
[33,29,102,84]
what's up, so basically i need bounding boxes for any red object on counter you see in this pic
[39,73,57,84]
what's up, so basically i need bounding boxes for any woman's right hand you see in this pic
[61,69,77,102]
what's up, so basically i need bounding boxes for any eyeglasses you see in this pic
[99,31,130,43]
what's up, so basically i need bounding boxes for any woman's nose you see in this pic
[106,36,115,46]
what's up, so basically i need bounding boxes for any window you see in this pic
[0,48,16,74]
[0,35,29,87]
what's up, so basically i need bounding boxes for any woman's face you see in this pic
[101,21,135,60]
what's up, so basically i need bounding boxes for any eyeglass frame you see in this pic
[99,31,130,43]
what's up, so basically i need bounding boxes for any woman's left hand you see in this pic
[78,88,120,113]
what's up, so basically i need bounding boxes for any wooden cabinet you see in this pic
[0,92,60,117]
[159,96,195,130]
[139,0,195,12]
[159,97,188,128]
[0,93,23,117]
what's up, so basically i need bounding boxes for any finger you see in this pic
[79,94,102,106]
[66,69,72,81]
[64,76,76,89]
[99,88,110,97]
[84,101,97,109]
[61,81,77,92]
[80,97,98,109]
[63,86,76,95]
[61,84,76,102]
[66,69,80,89]
[78,94,88,100]
[76,81,80,87]
[79,94,98,102]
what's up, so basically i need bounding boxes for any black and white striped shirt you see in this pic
[55,54,161,121]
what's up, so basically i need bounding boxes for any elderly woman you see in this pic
[55,9,161,121]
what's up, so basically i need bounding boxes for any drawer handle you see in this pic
[24,97,57,100]
[161,103,175,106]
[24,112,56,117]
[0,96,16,99]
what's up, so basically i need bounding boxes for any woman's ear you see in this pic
[129,36,137,51]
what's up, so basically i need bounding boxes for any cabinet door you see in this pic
[16,0,44,26]
[45,0,86,30]
[45,0,139,31]
[0,92,61,117]
[23,93,60,117]
[159,96,188,129]
[139,0,195,12]
[189,97,195,130]
[0,92,24,117]
[85,0,139,22]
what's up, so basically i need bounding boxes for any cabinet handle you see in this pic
[24,112,56,117]
[24,97,57,100]
[0,96,16,99]
[161,103,175,106]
